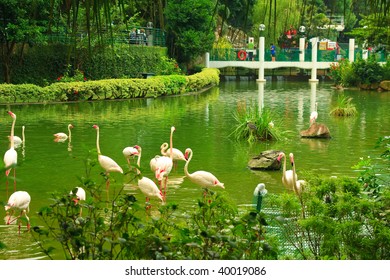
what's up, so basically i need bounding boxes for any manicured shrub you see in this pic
[0,68,220,103]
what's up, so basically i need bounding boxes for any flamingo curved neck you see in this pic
[184,149,192,177]
[95,128,101,154]
[136,147,142,177]
[169,128,174,159]
[291,156,299,194]
[10,117,16,149]
[160,143,168,155]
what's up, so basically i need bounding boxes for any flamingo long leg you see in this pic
[13,168,16,191]
[6,178,9,198]
[163,177,168,202]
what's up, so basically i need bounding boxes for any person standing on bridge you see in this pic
[270,43,276,61]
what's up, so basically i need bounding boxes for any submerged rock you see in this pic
[248,150,282,170]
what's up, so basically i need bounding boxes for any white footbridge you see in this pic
[206,38,358,82]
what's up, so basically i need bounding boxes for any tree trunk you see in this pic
[1,42,16,83]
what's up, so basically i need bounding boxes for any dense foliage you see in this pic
[328,56,390,88]
[2,43,176,86]
[2,0,389,84]
[165,0,216,68]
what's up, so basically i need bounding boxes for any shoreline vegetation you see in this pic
[0,68,220,104]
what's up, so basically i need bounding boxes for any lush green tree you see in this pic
[0,0,49,83]
[165,0,216,69]
[216,0,256,36]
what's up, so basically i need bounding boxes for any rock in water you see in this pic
[248,150,282,170]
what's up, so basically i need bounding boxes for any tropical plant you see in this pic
[56,65,87,83]
[267,173,390,259]
[328,59,358,87]
[329,94,357,117]
[352,56,383,86]
[352,136,390,200]
[230,101,281,142]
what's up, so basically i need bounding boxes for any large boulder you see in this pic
[248,150,282,170]
[300,122,331,138]
[379,80,390,91]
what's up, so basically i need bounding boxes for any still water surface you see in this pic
[0,80,389,259]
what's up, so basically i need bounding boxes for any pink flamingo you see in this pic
[9,125,25,149]
[160,142,186,169]
[70,187,86,215]
[5,190,31,234]
[150,126,175,199]
[123,146,140,169]
[93,125,123,198]
[134,145,164,209]
[183,148,225,191]
[54,124,74,142]
[277,152,296,191]
[4,111,18,194]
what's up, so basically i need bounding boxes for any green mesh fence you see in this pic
[252,193,304,258]
[44,27,166,47]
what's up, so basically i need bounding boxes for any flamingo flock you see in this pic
[1,110,308,235]
[2,118,227,233]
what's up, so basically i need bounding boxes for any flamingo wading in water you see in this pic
[183,148,225,191]
[5,191,31,234]
[123,146,140,169]
[150,126,175,200]
[9,125,25,149]
[160,142,186,161]
[289,153,306,196]
[4,111,18,194]
[277,152,296,191]
[93,125,123,198]
[134,145,163,209]
[54,124,74,142]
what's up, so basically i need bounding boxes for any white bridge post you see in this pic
[348,38,355,62]
[257,36,266,82]
[299,37,305,62]
[309,37,319,82]
[205,52,210,68]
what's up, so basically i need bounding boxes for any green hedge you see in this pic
[0,68,220,103]
[1,43,173,86]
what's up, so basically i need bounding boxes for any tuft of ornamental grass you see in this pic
[230,100,281,143]
[329,94,357,117]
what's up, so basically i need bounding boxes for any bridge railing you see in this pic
[209,43,387,63]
